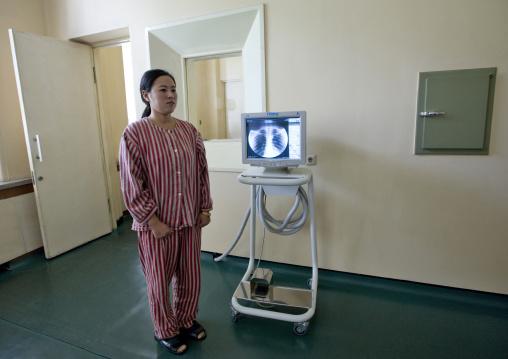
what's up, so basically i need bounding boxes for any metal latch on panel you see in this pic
[419,112,445,117]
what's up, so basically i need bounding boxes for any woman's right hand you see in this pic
[147,215,172,239]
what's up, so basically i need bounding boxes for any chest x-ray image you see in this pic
[248,124,289,158]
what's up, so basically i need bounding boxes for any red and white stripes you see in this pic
[119,117,212,338]
[138,227,202,338]
[119,117,212,231]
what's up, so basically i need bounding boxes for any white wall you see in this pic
[9,0,508,294]
[0,193,43,263]
[0,0,47,181]
[147,33,186,121]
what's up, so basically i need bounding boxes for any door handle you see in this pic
[33,135,43,162]
[419,112,445,117]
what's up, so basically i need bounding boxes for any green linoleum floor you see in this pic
[1,216,507,359]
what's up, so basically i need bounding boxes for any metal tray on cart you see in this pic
[234,281,313,309]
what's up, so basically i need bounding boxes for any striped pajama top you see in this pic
[119,117,212,231]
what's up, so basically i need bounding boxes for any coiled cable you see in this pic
[214,185,309,262]
[257,185,309,235]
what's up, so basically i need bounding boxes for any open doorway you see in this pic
[70,28,134,227]
[93,42,134,226]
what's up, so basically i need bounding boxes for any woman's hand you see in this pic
[147,215,172,239]
[196,213,211,228]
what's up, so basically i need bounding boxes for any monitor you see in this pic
[241,111,306,169]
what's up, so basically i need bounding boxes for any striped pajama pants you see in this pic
[138,226,202,339]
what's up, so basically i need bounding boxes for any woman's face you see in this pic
[143,75,178,116]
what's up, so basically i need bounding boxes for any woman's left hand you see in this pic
[196,213,211,228]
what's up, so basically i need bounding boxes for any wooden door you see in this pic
[9,29,112,258]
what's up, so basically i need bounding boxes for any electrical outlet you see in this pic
[306,154,317,166]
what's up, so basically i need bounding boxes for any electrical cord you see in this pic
[257,185,309,235]
[213,205,250,262]
[214,185,309,262]
[253,226,266,277]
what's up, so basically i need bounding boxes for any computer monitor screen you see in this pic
[241,111,306,168]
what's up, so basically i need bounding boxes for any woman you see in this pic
[119,69,212,355]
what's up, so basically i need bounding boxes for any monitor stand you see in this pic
[241,166,307,179]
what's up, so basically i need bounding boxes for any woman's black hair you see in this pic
[140,69,176,118]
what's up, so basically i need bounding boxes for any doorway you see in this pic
[9,30,114,258]
[93,43,134,226]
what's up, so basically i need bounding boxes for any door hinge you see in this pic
[93,67,96,83]
[107,199,111,213]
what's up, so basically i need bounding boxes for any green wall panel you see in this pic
[415,67,496,155]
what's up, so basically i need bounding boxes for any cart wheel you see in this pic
[293,321,308,336]
[230,304,239,322]
[232,312,239,322]
[307,278,312,289]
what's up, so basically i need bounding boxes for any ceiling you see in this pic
[148,9,259,56]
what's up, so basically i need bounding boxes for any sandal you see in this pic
[154,333,187,355]
[180,320,207,341]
